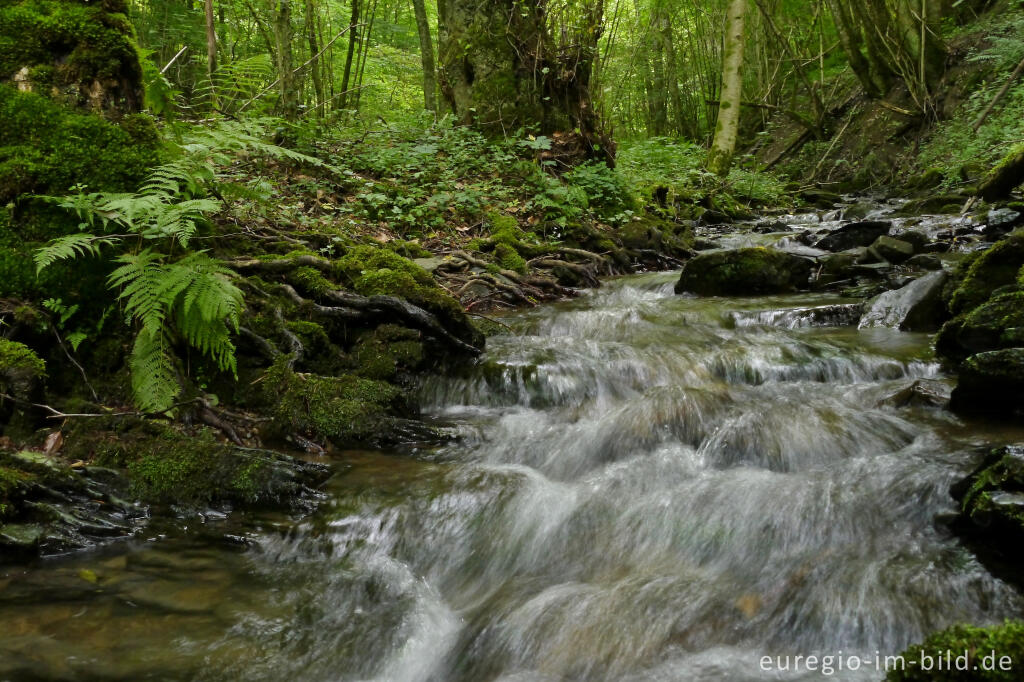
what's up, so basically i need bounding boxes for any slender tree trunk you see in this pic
[340,0,359,107]
[204,0,218,106]
[304,0,324,111]
[707,0,746,177]
[411,0,437,111]
[274,0,298,119]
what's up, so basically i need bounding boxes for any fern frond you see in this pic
[35,233,119,273]
[130,328,180,413]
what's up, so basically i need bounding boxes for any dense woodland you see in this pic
[3,0,1024,675]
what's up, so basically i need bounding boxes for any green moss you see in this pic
[937,291,1024,362]
[676,247,812,296]
[0,0,140,96]
[0,85,158,205]
[265,356,404,447]
[352,324,424,381]
[0,338,46,403]
[335,244,480,346]
[887,621,1024,681]
[494,242,527,274]
[387,239,431,259]
[290,265,334,298]
[947,236,1024,316]
[0,463,30,522]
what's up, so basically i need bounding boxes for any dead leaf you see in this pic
[43,431,63,455]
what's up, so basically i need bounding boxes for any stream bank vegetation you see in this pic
[2,0,1024,668]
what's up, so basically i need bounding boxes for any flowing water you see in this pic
[3,271,1024,681]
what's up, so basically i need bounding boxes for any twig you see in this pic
[161,46,189,74]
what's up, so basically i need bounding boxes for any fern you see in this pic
[110,250,243,376]
[130,328,180,413]
[33,117,335,412]
[34,233,120,273]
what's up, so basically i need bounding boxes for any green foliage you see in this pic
[887,621,1024,681]
[0,85,159,208]
[30,119,322,412]
[107,250,243,411]
[618,138,788,209]
[563,160,638,223]
[917,8,1024,187]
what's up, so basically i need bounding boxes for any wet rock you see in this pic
[858,270,948,332]
[894,229,929,252]
[868,235,916,263]
[906,253,942,270]
[813,220,892,252]
[895,194,968,216]
[674,248,813,296]
[950,348,1024,415]
[985,207,1023,237]
[877,379,951,409]
[841,201,877,221]
[692,237,719,251]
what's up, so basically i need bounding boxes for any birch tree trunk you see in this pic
[707,0,746,177]
[204,0,218,106]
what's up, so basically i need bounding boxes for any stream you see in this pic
[3,266,1024,680]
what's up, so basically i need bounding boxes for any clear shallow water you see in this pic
[3,272,1024,681]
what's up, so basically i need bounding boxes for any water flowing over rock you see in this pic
[857,270,949,331]
[4,271,1020,682]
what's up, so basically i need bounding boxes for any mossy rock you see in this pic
[264,357,408,448]
[950,349,1024,416]
[886,620,1024,681]
[675,247,812,296]
[617,214,693,257]
[947,236,1024,317]
[0,0,144,115]
[0,339,45,397]
[936,292,1024,363]
[352,324,424,381]
[66,418,325,508]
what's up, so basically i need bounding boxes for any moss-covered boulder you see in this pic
[65,418,329,509]
[886,620,1024,681]
[936,291,1024,363]
[949,349,1024,416]
[675,247,812,296]
[263,357,409,448]
[946,236,1024,317]
[0,339,45,399]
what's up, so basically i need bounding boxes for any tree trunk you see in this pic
[437,0,611,163]
[204,0,219,106]
[411,0,437,112]
[707,0,746,177]
[274,0,298,119]
[339,0,359,107]
[304,0,324,112]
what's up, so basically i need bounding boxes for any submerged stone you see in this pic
[674,248,812,296]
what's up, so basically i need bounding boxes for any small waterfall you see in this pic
[2,271,1020,682]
